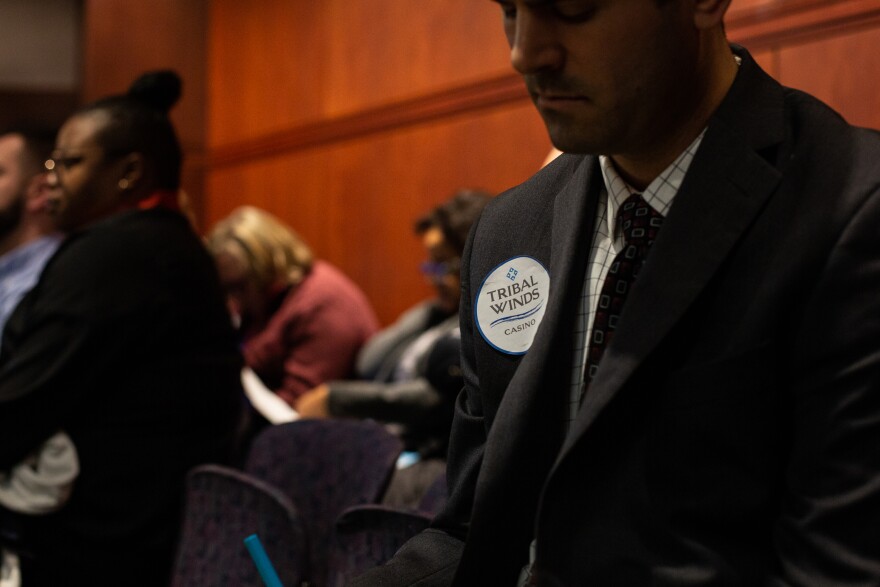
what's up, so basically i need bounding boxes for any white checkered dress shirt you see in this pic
[565,131,706,430]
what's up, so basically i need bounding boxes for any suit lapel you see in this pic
[561,48,787,452]
[462,156,602,582]
[477,156,601,481]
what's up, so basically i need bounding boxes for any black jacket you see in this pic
[328,301,461,456]
[0,208,243,586]
[353,47,880,587]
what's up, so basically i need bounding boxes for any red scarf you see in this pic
[137,190,181,213]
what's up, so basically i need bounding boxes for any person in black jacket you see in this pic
[296,190,490,506]
[0,71,242,586]
[353,1,880,585]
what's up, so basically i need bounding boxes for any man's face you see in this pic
[421,226,461,315]
[0,134,32,241]
[492,0,702,158]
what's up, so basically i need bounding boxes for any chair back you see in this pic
[172,464,307,587]
[244,420,402,586]
[327,505,432,587]
[416,469,448,516]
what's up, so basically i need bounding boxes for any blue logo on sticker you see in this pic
[474,256,550,356]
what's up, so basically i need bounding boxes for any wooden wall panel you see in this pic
[777,26,880,129]
[728,0,880,130]
[727,0,880,49]
[208,0,512,146]
[81,0,209,227]
[322,1,512,116]
[204,0,880,325]
[730,0,775,11]
[206,0,548,324]
[208,1,328,145]
[0,89,79,131]
[83,0,207,148]
[206,101,550,325]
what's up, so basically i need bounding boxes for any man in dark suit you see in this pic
[353,0,880,585]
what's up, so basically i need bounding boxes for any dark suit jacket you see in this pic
[352,48,880,586]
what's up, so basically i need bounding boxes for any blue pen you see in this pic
[244,533,284,587]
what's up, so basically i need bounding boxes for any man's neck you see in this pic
[612,42,739,191]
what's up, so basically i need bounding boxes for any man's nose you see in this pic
[510,11,564,75]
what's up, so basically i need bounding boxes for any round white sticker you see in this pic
[474,256,550,355]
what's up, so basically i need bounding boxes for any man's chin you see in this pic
[547,139,594,156]
[543,122,602,155]
[534,105,611,155]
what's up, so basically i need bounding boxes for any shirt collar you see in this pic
[594,49,740,239]
[0,235,62,275]
[599,128,707,239]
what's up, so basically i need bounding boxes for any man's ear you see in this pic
[693,0,731,30]
[118,153,145,192]
[25,173,54,213]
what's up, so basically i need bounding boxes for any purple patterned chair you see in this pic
[326,505,433,587]
[415,469,448,516]
[244,420,403,587]
[171,464,308,587]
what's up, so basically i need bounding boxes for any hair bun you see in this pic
[126,70,182,114]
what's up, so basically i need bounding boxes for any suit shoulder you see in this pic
[485,153,589,218]
[769,88,880,245]
[783,87,880,150]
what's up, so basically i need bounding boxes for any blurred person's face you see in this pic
[421,226,461,315]
[48,112,131,231]
[0,134,29,241]
[214,249,267,331]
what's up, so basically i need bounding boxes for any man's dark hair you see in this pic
[415,189,493,256]
[77,70,183,190]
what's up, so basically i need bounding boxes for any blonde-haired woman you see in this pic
[207,206,379,408]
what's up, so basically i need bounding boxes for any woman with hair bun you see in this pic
[0,71,243,585]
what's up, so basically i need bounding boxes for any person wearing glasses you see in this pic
[0,71,243,586]
[296,189,490,506]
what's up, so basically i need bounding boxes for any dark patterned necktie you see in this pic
[583,193,663,392]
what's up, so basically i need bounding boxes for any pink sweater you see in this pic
[243,261,379,405]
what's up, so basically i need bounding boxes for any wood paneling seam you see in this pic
[209,74,528,168]
[728,0,880,48]
[209,0,880,169]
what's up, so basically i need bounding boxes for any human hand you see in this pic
[295,384,331,418]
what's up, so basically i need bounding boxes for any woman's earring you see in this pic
[118,178,130,190]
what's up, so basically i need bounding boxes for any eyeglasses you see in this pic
[44,155,84,172]
[419,258,461,279]
[45,148,127,172]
